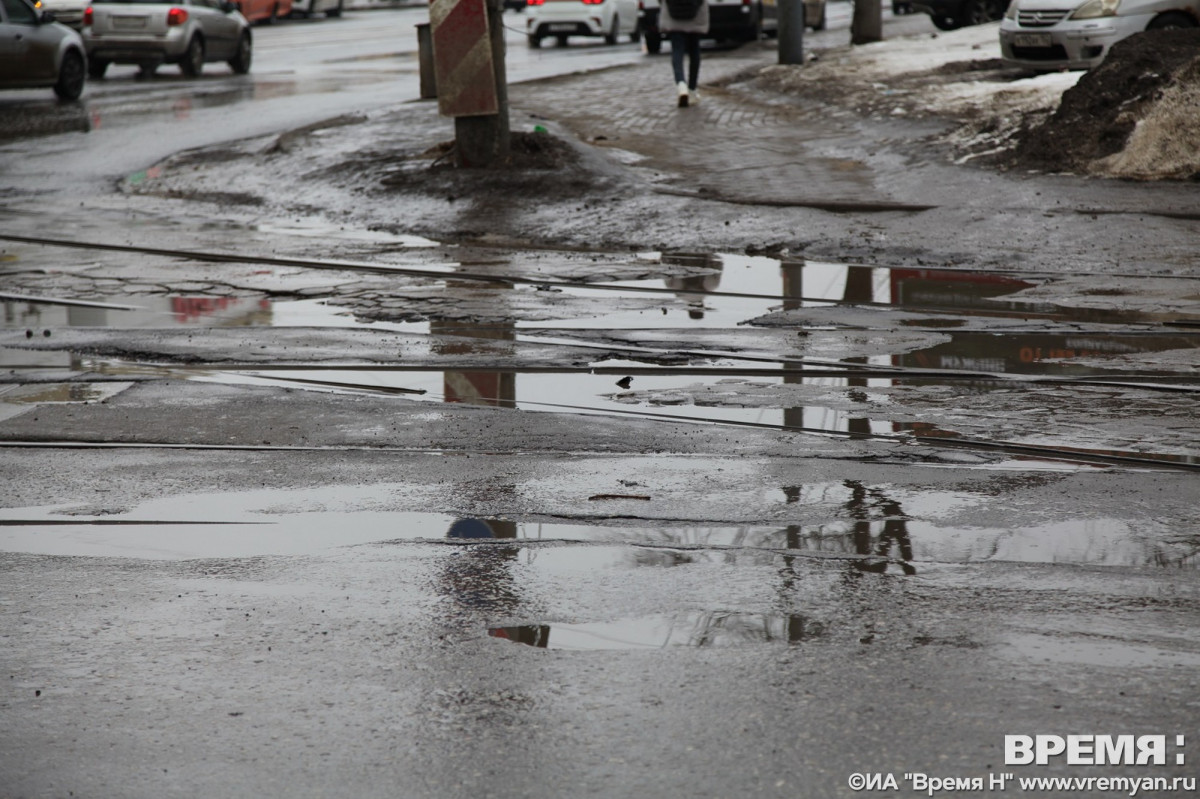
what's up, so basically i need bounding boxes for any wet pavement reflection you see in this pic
[0,486,1195,568]
[3,250,1199,468]
[490,611,821,650]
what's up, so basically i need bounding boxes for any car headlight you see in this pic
[1004,1,1017,18]
[1070,0,1120,18]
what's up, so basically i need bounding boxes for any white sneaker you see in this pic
[689,88,700,105]
[676,81,689,108]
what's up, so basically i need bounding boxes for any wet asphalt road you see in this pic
[2,5,1200,798]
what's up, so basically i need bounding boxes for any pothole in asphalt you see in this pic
[0,484,1194,568]
[489,611,825,650]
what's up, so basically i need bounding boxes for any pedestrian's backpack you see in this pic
[665,0,702,20]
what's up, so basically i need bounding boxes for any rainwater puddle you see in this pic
[489,611,823,650]
[2,293,275,331]
[0,484,1194,568]
[0,382,134,422]
[0,382,130,404]
[1005,633,1200,669]
[255,220,439,248]
[4,254,1198,467]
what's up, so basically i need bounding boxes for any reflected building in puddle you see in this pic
[663,259,724,321]
[431,271,518,408]
[490,611,821,651]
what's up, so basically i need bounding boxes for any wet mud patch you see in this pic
[372,129,628,208]
[413,130,580,173]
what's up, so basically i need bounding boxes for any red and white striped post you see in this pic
[429,0,510,167]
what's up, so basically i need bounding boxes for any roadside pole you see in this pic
[777,0,804,64]
[429,0,511,167]
[851,0,882,43]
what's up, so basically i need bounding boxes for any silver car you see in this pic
[1000,0,1200,69]
[35,0,90,29]
[0,0,87,99]
[82,0,252,78]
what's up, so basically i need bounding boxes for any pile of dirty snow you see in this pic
[748,23,1200,180]
[1010,29,1200,180]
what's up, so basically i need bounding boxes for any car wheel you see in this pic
[644,31,662,53]
[326,0,343,17]
[180,36,204,77]
[527,32,542,47]
[929,13,961,29]
[87,58,110,79]
[1146,11,1196,28]
[962,0,1002,24]
[137,62,158,78]
[53,49,86,101]
[604,14,619,44]
[228,32,252,74]
[556,33,569,45]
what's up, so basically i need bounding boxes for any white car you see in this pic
[1000,0,1199,70]
[290,0,342,18]
[525,0,640,47]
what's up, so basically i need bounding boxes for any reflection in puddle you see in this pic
[0,485,1194,568]
[255,220,438,248]
[2,293,273,332]
[3,253,1199,468]
[0,382,130,405]
[490,611,824,650]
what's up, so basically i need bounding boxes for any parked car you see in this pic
[233,0,289,23]
[525,0,640,46]
[1000,0,1199,69]
[912,0,1004,29]
[637,0,824,50]
[638,0,661,49]
[289,0,338,18]
[33,0,89,28]
[82,0,253,77]
[0,0,87,99]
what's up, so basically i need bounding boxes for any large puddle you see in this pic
[489,612,822,650]
[0,483,1195,568]
[4,253,1198,468]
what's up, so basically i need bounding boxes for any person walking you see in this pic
[659,0,708,107]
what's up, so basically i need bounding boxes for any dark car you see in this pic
[0,0,87,99]
[638,0,824,52]
[912,0,1005,29]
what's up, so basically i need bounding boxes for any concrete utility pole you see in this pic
[429,0,511,168]
[777,0,804,64]
[850,0,883,44]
